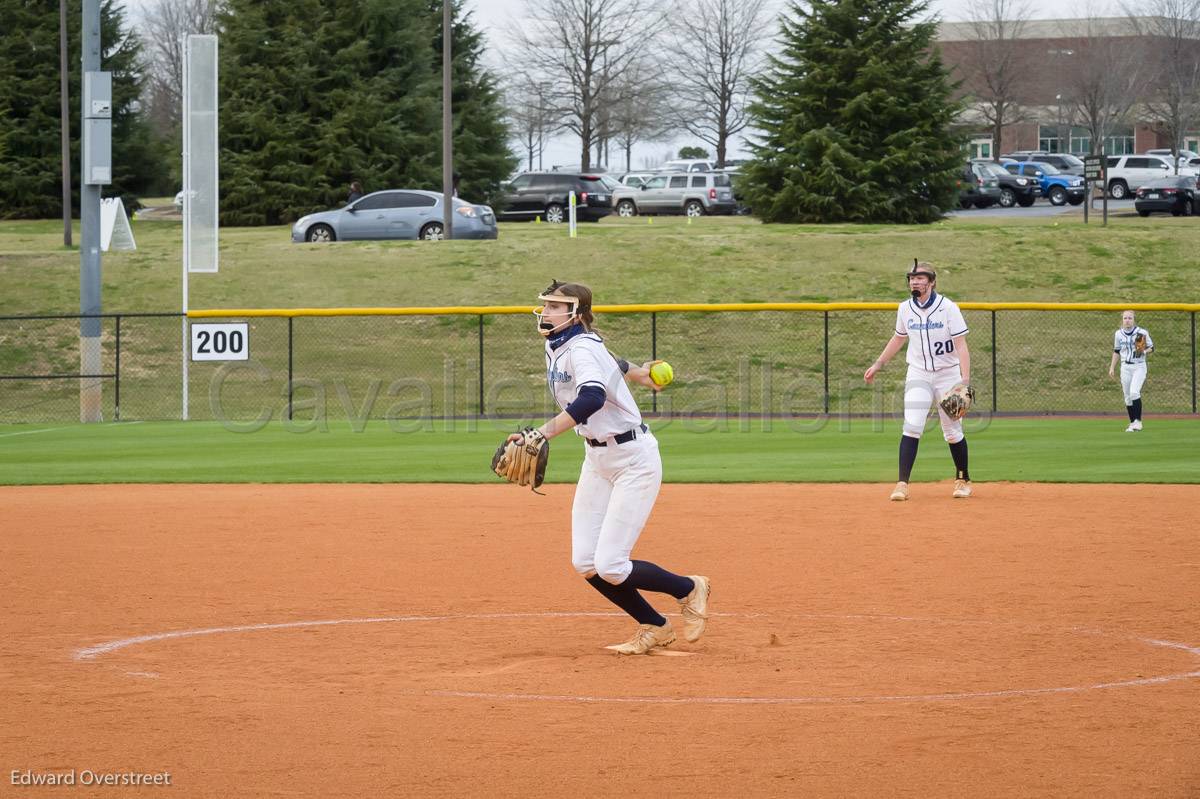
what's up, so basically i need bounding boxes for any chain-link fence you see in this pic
[2,306,1196,424]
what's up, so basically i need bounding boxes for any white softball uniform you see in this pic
[1114,326,1153,404]
[545,332,661,584]
[894,293,969,442]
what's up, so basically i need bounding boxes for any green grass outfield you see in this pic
[1,417,1196,485]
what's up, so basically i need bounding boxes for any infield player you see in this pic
[506,280,710,655]
[1109,310,1153,432]
[863,262,973,501]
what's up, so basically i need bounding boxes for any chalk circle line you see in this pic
[72,611,1200,705]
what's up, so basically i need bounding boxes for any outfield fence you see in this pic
[1,303,1197,424]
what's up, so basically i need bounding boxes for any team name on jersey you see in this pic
[908,320,944,330]
[548,368,572,384]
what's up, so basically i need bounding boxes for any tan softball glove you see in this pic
[491,428,550,493]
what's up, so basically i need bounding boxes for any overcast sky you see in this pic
[120,0,1113,171]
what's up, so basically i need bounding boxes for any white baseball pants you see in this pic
[903,365,965,443]
[1121,362,1147,404]
[571,430,662,585]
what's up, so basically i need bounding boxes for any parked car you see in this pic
[290,190,497,242]
[1000,151,1086,176]
[1146,148,1199,168]
[497,172,613,223]
[970,160,1038,207]
[1133,176,1199,216]
[617,172,656,189]
[957,162,1003,208]
[1001,160,1086,206]
[1104,154,1197,199]
[611,172,736,217]
[660,159,716,173]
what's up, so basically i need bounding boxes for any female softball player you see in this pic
[863,262,973,501]
[506,280,710,655]
[1109,310,1153,431]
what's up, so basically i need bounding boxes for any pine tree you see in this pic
[217,0,364,226]
[0,0,167,219]
[217,0,514,226]
[741,0,963,224]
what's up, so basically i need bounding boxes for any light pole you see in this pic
[441,0,453,240]
[1056,94,1064,154]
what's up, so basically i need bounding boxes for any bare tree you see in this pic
[1059,13,1148,156]
[959,0,1035,160]
[607,59,671,171]
[140,0,218,133]
[661,0,768,167]
[506,76,560,171]
[507,0,669,170]
[1126,0,1200,170]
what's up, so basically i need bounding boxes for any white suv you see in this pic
[661,159,716,173]
[1146,148,1199,168]
[1105,155,1198,199]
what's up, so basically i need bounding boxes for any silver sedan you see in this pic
[291,190,497,243]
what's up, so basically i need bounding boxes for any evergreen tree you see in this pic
[430,1,518,206]
[217,0,514,226]
[0,0,169,219]
[741,0,963,224]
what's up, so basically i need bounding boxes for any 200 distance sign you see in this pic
[190,322,249,361]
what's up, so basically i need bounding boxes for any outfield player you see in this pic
[1109,310,1153,431]
[506,280,710,655]
[863,262,973,501]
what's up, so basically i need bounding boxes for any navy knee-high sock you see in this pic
[625,560,694,599]
[1132,398,1142,421]
[948,438,970,481]
[586,575,665,626]
[899,435,920,482]
[1126,404,1136,422]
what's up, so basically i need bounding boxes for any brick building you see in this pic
[938,17,1197,159]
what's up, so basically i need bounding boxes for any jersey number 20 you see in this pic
[933,340,955,356]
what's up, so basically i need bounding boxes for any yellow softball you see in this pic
[649,360,674,387]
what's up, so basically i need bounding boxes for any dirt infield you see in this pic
[2,483,1197,798]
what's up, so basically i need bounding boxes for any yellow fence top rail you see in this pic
[188,301,1200,318]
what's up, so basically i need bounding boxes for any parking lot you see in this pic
[948,199,1138,219]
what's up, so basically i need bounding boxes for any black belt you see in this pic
[587,424,647,447]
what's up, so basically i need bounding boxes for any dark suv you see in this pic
[970,159,1039,207]
[1000,151,1086,177]
[958,162,1003,208]
[498,173,613,223]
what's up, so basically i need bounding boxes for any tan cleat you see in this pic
[678,575,711,643]
[611,621,676,655]
[889,481,910,501]
[953,479,972,498]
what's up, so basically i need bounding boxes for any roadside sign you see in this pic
[1084,155,1104,180]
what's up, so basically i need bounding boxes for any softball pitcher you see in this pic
[1109,310,1153,431]
[863,262,973,501]
[505,280,710,655]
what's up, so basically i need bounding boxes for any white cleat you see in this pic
[1131,420,1143,431]
[953,479,972,498]
[610,621,676,655]
[1125,424,1137,432]
[889,481,910,501]
[678,575,711,643]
